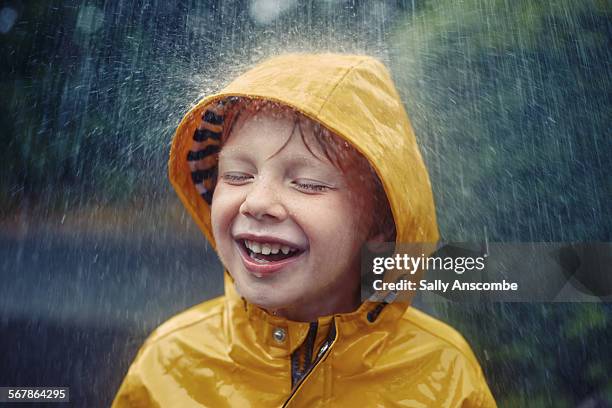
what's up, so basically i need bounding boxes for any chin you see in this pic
[240,287,298,313]
[246,292,291,310]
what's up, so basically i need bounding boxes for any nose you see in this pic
[239,177,288,222]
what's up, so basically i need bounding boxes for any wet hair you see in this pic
[220,97,396,242]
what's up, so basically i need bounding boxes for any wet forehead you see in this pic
[219,148,324,168]
[220,110,330,165]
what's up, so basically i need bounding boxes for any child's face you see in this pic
[211,109,377,321]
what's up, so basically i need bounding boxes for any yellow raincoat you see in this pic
[112,54,496,407]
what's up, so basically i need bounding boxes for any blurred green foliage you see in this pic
[390,0,611,405]
[391,0,611,243]
[0,0,202,212]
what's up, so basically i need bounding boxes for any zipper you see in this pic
[291,322,318,388]
[282,319,337,408]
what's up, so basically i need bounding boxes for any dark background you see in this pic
[1,0,610,406]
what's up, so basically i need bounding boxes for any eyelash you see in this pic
[292,181,330,193]
[222,173,252,184]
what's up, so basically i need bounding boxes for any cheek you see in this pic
[211,186,240,240]
[337,188,372,227]
[303,196,367,246]
[346,187,375,236]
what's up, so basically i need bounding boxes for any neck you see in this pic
[268,280,361,322]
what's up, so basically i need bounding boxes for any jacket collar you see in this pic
[222,272,408,370]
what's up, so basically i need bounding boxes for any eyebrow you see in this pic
[217,148,251,162]
[279,155,344,185]
[279,154,330,168]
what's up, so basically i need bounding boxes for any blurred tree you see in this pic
[390,0,612,405]
[390,0,611,242]
[0,0,220,211]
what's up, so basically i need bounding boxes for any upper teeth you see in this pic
[244,240,297,255]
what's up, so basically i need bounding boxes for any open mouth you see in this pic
[239,239,304,264]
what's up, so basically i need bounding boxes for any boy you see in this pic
[112,54,496,407]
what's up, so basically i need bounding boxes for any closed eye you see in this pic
[221,172,253,185]
[292,180,334,193]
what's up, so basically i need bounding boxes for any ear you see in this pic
[368,231,386,244]
[365,231,388,252]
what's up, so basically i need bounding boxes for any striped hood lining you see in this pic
[186,97,241,205]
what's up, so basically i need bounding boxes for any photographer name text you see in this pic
[373,279,519,293]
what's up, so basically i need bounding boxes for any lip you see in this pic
[234,238,306,277]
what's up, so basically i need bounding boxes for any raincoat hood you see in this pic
[113,54,495,408]
[169,53,439,318]
[169,53,439,249]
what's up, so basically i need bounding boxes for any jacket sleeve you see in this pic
[111,341,161,408]
[463,375,497,408]
[460,353,497,408]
